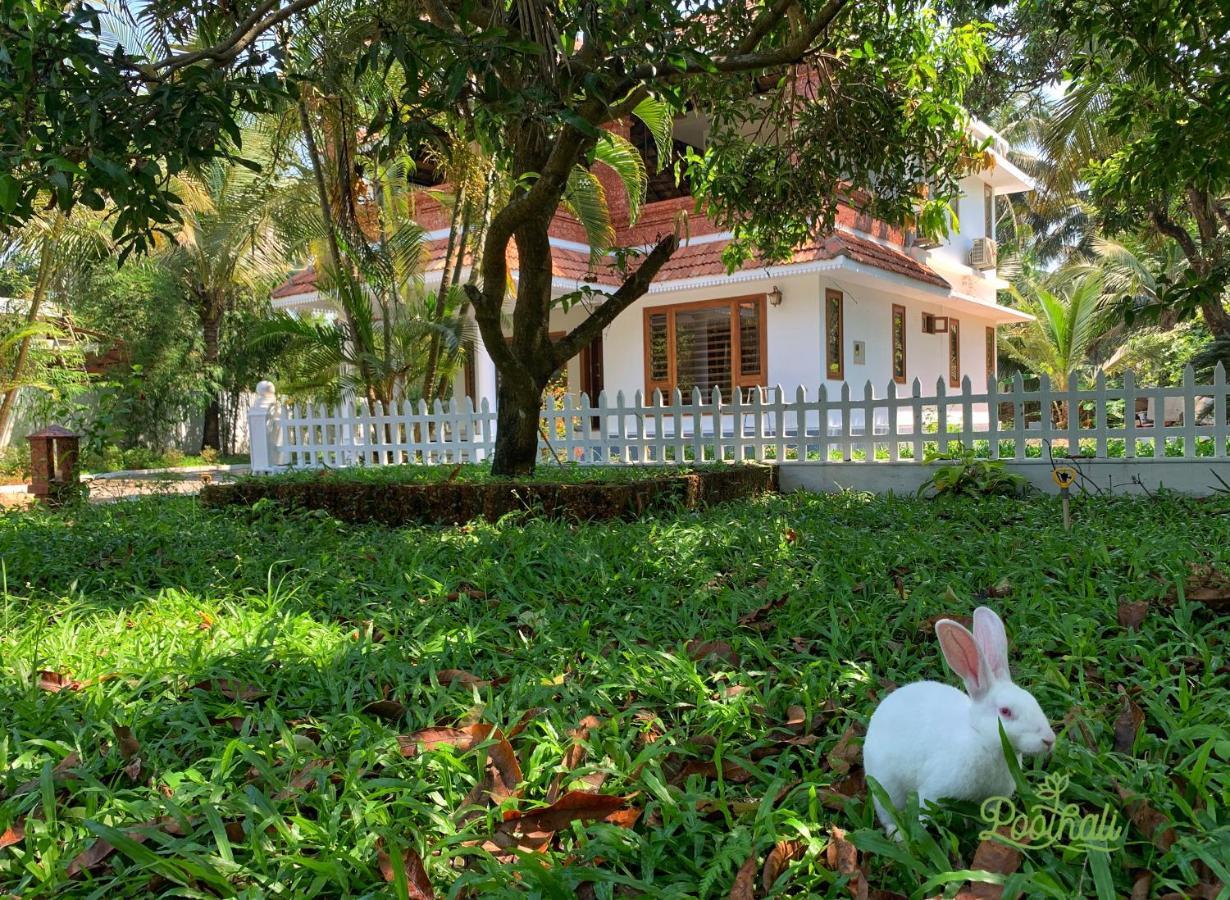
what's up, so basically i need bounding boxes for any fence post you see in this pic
[911,378,923,463]
[247,381,281,473]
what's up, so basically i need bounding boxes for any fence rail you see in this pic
[247,364,1230,473]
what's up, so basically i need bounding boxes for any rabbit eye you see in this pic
[999,707,1014,719]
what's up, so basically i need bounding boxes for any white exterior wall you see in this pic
[570,272,999,406]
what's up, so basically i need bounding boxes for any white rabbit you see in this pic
[863,606,1055,837]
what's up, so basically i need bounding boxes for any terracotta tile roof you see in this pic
[617,229,948,289]
[271,267,318,298]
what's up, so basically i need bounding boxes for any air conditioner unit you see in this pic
[969,237,998,271]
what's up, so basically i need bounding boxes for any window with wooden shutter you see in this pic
[642,296,767,400]
[825,289,844,380]
[949,317,961,388]
[891,304,907,384]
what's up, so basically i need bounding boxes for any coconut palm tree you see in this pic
[1001,273,1115,426]
[152,128,305,451]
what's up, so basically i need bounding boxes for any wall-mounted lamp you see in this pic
[768,285,783,307]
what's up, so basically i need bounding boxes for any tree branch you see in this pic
[552,233,680,365]
[1151,206,1201,266]
[155,0,322,72]
[627,0,850,82]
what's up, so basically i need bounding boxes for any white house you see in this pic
[271,117,1034,428]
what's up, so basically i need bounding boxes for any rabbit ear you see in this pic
[936,619,990,699]
[973,607,1011,682]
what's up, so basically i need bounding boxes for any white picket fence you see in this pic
[246,364,1230,473]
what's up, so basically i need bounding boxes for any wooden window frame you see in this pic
[948,317,961,388]
[825,288,844,381]
[984,183,995,241]
[642,295,768,399]
[891,303,907,385]
[985,326,996,384]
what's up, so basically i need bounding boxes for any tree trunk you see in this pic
[1201,297,1230,341]
[491,371,548,476]
[200,297,223,453]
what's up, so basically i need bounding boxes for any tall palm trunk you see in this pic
[0,238,55,442]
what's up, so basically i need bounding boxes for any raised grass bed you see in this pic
[199,463,776,523]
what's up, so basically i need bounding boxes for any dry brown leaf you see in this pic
[738,594,789,630]
[824,825,868,900]
[37,671,83,693]
[1117,600,1150,630]
[193,678,266,702]
[1116,784,1178,852]
[113,725,140,761]
[784,527,799,544]
[826,725,862,775]
[363,699,407,721]
[686,639,740,666]
[762,839,806,892]
[820,769,867,811]
[1113,694,1145,755]
[505,707,548,741]
[484,791,638,858]
[546,715,603,804]
[729,853,758,899]
[1166,562,1230,610]
[958,828,1021,899]
[0,819,24,850]
[435,669,490,687]
[785,705,808,732]
[377,844,435,899]
[1130,871,1153,900]
[66,817,187,878]
[446,586,487,601]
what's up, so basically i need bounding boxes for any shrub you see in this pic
[918,446,1030,499]
[199,447,219,464]
[0,444,30,480]
[162,448,187,467]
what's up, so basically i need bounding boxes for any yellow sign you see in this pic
[1051,466,1077,489]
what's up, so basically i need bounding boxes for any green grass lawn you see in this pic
[0,492,1227,897]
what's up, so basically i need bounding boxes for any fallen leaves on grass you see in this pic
[113,724,142,781]
[434,669,502,687]
[546,715,603,803]
[363,699,407,721]
[729,853,759,899]
[37,671,84,692]
[1165,562,1230,610]
[1117,600,1150,630]
[956,828,1021,899]
[66,817,188,878]
[825,826,868,899]
[737,595,789,631]
[0,820,24,849]
[1116,784,1177,852]
[376,843,435,899]
[192,678,266,702]
[399,722,521,804]
[483,791,638,859]
[761,839,806,892]
[826,724,862,775]
[686,639,740,666]
[446,586,488,601]
[1113,693,1144,755]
